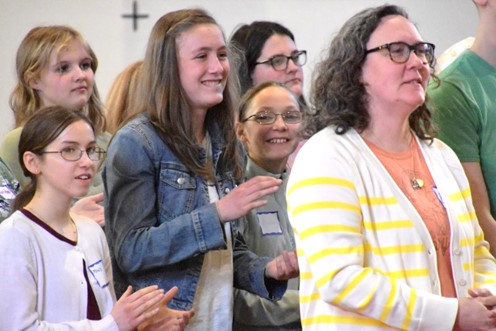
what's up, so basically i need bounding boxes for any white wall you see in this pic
[0,0,477,139]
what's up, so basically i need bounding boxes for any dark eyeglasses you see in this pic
[40,146,106,162]
[241,110,302,125]
[255,50,307,71]
[365,41,435,65]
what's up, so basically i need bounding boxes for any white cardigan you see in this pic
[287,127,496,331]
[0,210,118,330]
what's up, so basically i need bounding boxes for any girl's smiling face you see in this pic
[177,23,229,113]
[237,85,301,174]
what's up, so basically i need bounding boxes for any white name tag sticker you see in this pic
[257,211,283,236]
[88,259,109,288]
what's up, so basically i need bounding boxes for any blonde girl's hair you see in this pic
[105,60,143,134]
[9,25,106,134]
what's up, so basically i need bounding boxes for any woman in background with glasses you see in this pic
[229,21,306,100]
[230,21,309,169]
[287,4,496,331]
[234,81,303,330]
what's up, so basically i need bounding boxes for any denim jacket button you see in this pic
[177,177,185,185]
[224,187,230,194]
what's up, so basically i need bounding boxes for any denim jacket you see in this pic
[103,113,286,310]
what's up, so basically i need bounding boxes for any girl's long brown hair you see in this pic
[136,9,242,180]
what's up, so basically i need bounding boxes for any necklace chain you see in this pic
[363,130,424,190]
[410,140,424,190]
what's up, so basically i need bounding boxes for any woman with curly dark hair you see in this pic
[287,4,496,331]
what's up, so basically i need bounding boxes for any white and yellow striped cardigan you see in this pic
[287,127,496,331]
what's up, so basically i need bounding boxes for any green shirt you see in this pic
[233,158,301,331]
[428,49,496,214]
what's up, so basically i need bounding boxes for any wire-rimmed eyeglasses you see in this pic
[365,41,435,65]
[255,50,307,71]
[40,146,106,162]
[241,110,303,125]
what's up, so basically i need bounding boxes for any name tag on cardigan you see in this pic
[257,211,283,235]
[88,259,109,288]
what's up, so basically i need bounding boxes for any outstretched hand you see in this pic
[138,286,194,331]
[71,192,105,226]
[112,285,165,331]
[216,176,282,223]
[265,250,299,280]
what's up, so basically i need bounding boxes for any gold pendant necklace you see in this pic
[411,140,424,190]
[411,177,424,190]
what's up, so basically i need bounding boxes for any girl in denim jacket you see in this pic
[103,8,298,331]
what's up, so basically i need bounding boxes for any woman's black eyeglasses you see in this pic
[255,50,307,71]
[365,42,435,65]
